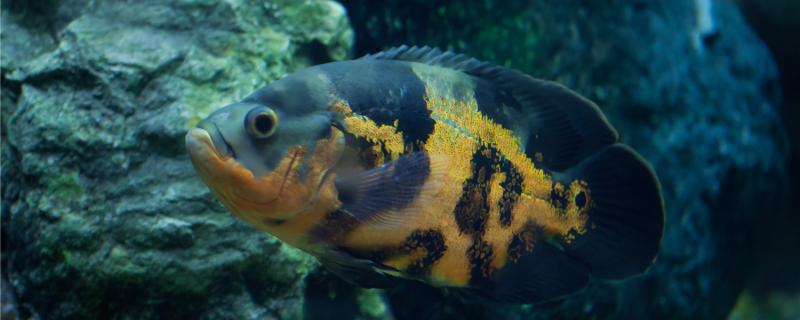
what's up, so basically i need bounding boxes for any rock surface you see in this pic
[342,0,789,319]
[1,0,359,319]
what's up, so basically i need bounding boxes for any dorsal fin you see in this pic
[361,45,497,76]
[362,45,619,171]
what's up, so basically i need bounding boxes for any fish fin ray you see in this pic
[554,144,664,279]
[361,45,493,76]
[336,152,448,229]
[473,240,589,304]
[317,246,398,289]
[499,73,618,171]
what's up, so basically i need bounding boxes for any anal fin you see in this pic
[476,240,589,304]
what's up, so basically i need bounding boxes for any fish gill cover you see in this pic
[0,0,794,319]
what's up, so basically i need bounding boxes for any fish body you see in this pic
[186,46,665,303]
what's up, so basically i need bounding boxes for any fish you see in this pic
[185,45,665,303]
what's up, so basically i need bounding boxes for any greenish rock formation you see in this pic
[342,0,790,319]
[1,0,373,319]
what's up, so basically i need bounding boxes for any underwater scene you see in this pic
[1,0,799,319]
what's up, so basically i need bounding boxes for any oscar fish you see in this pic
[185,46,665,303]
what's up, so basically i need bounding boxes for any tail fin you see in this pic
[557,144,665,279]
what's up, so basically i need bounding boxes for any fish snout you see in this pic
[186,128,216,161]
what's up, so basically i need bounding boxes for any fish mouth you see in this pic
[211,124,236,159]
[186,128,219,160]
[186,125,236,159]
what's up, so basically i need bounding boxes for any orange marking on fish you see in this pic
[484,171,511,270]
[331,100,405,161]
[425,96,589,238]
[187,127,345,249]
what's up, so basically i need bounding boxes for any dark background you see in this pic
[736,0,800,295]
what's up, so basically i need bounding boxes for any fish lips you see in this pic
[186,128,217,160]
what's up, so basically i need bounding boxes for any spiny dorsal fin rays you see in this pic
[361,45,496,76]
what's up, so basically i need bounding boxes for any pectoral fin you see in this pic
[335,152,448,229]
[317,246,398,289]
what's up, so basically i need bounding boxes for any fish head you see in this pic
[186,96,345,228]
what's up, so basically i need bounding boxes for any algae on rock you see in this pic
[1,0,358,319]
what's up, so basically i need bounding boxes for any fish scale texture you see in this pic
[341,0,790,319]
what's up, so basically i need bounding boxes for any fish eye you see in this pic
[245,107,278,139]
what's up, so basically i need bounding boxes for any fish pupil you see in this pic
[255,114,274,134]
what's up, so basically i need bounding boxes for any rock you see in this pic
[729,290,800,320]
[1,276,20,320]
[1,0,357,319]
[341,0,789,318]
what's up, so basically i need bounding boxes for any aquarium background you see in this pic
[1,0,798,319]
